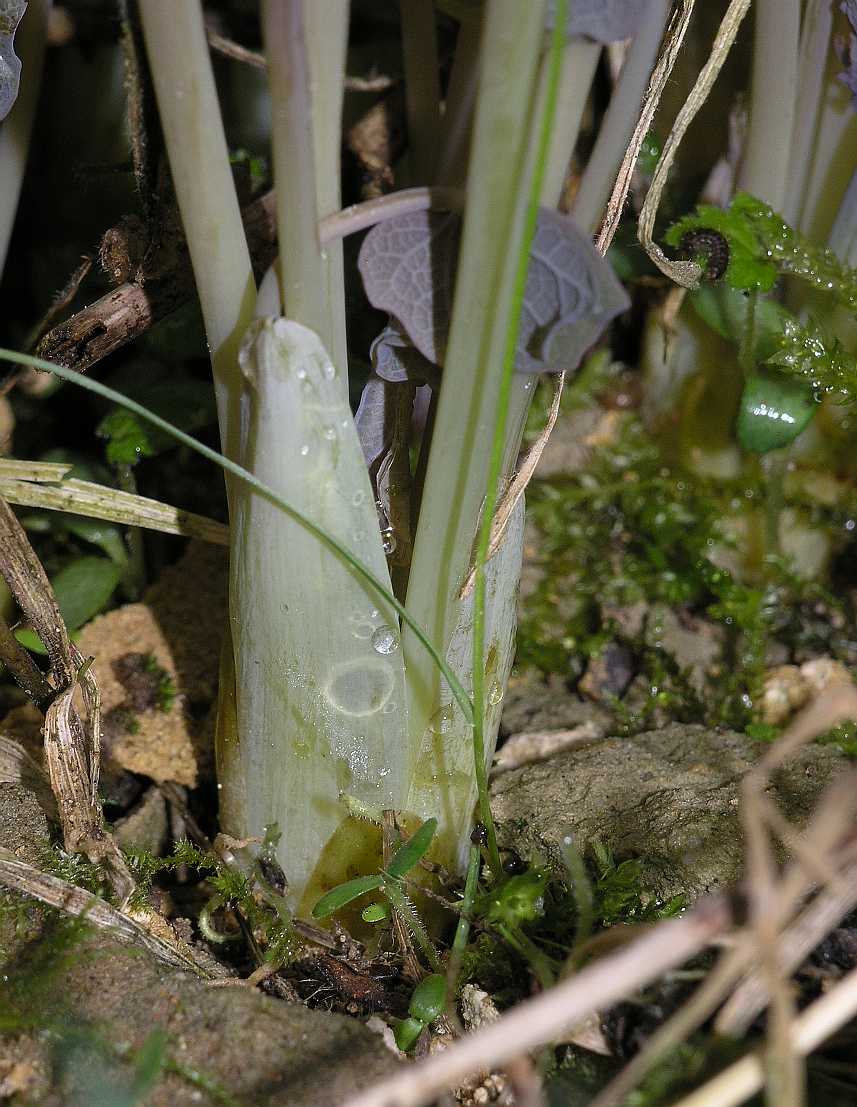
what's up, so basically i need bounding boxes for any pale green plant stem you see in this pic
[0,0,51,279]
[794,18,857,244]
[261,1,327,337]
[737,0,800,211]
[302,1,350,386]
[446,844,480,1006]
[541,39,601,213]
[572,1,671,235]
[382,879,442,972]
[434,17,482,187]
[400,0,442,183]
[402,0,548,872]
[471,2,566,874]
[782,0,834,228]
[138,0,255,464]
[0,345,474,726]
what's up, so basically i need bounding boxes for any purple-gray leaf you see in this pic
[838,1,857,109]
[370,321,440,386]
[358,207,629,375]
[0,1,27,122]
[546,0,653,43]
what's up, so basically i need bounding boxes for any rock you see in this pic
[112,786,169,856]
[491,723,847,902]
[75,542,228,789]
[0,783,51,967]
[500,676,612,738]
[0,924,398,1106]
[761,658,853,726]
[578,641,636,702]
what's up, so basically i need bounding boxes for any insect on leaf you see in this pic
[311,873,384,918]
[387,817,438,879]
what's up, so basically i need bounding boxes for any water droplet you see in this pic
[487,679,503,706]
[299,443,310,457]
[381,528,397,555]
[296,367,307,381]
[352,490,365,507]
[322,424,337,441]
[382,701,396,715]
[325,659,394,716]
[323,363,336,380]
[430,704,454,735]
[371,625,399,655]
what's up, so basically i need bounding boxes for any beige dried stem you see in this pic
[636,0,752,286]
[590,684,857,1107]
[0,495,133,902]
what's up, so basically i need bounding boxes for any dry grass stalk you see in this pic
[0,495,133,901]
[0,846,211,976]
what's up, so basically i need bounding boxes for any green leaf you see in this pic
[408,973,447,1023]
[311,874,384,918]
[736,372,817,454]
[361,901,390,923]
[97,380,216,466]
[387,817,437,879]
[16,555,121,651]
[393,1016,424,1053]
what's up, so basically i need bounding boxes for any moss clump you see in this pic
[518,415,857,732]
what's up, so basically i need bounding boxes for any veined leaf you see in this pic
[0,0,26,121]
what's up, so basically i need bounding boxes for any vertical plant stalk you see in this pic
[0,0,51,278]
[470,0,567,874]
[541,38,601,213]
[402,0,548,868]
[300,0,351,387]
[572,0,671,235]
[434,15,481,187]
[737,0,800,211]
[225,318,411,907]
[400,0,442,183]
[261,0,328,336]
[781,0,833,228]
[138,0,255,462]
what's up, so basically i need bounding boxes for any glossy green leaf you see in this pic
[393,1016,424,1053]
[408,973,447,1023]
[736,373,816,454]
[387,817,437,879]
[310,873,384,918]
[361,901,390,924]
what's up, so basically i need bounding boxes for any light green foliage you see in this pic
[590,838,686,926]
[480,868,548,928]
[394,972,448,1053]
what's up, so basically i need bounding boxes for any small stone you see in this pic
[578,641,635,702]
[761,665,810,726]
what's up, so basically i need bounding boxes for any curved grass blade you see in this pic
[0,346,473,725]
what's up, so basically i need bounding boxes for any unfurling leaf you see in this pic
[546,0,653,43]
[358,208,628,375]
[0,0,26,122]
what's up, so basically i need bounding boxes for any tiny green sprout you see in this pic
[408,973,447,1024]
[736,372,817,454]
[361,901,390,924]
[393,973,448,1053]
[482,868,548,928]
[393,1016,425,1053]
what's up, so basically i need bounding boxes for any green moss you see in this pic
[518,415,854,732]
[141,652,177,713]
